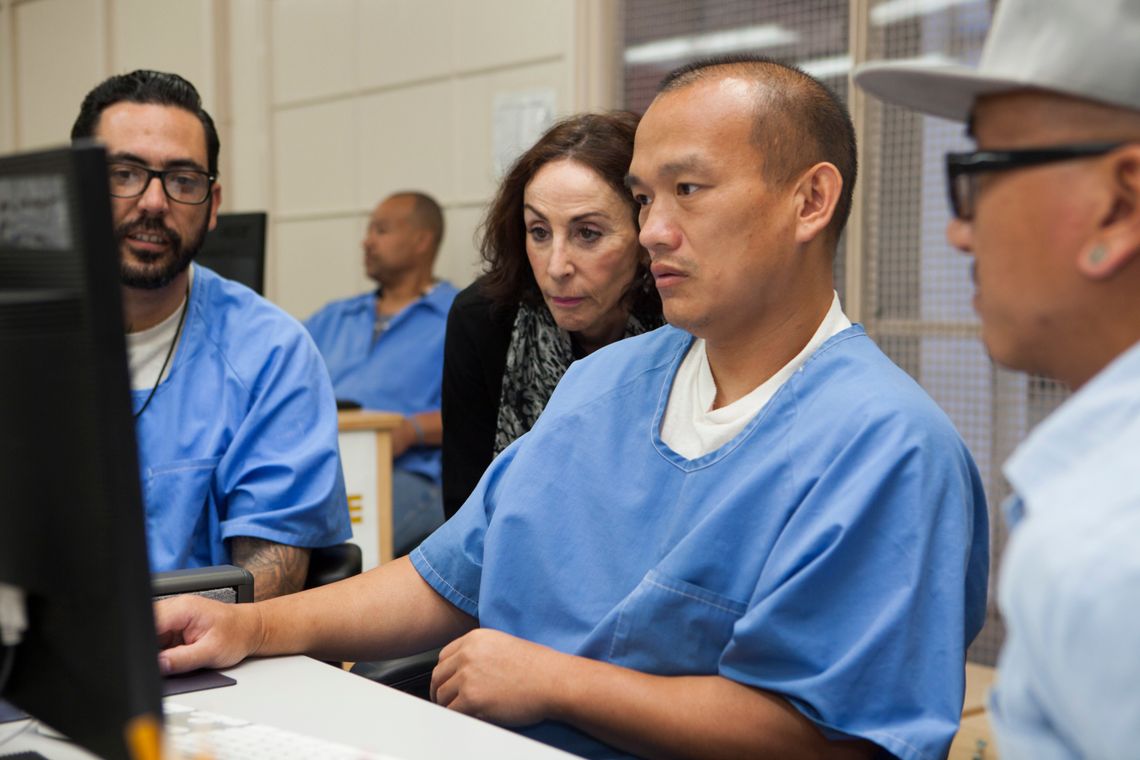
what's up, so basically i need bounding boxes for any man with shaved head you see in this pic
[856,0,1140,756]
[305,191,457,555]
[154,57,987,760]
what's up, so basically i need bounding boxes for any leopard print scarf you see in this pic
[493,301,659,456]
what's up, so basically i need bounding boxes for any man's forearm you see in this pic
[229,537,309,601]
[393,410,444,457]
[549,657,875,760]
[413,410,443,447]
[430,630,876,760]
[252,556,476,662]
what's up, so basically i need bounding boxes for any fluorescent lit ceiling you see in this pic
[624,24,801,66]
[798,54,852,79]
[871,0,985,26]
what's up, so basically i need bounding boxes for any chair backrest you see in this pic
[350,649,440,701]
[305,543,362,589]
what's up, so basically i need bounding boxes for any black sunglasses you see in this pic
[945,142,1126,220]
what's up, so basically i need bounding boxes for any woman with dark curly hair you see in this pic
[441,112,664,518]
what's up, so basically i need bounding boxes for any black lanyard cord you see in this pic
[133,284,190,419]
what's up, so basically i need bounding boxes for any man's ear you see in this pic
[1079,146,1140,279]
[414,228,436,259]
[792,162,842,245]
[207,183,222,233]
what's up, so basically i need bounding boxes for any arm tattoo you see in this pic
[229,537,311,601]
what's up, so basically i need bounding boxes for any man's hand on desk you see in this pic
[428,628,877,760]
[430,628,567,726]
[155,595,264,675]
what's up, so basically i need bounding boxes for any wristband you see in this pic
[406,415,425,446]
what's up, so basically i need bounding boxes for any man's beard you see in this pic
[117,214,209,290]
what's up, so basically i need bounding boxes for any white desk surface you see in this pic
[0,655,577,759]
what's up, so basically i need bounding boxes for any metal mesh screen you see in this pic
[622,0,851,302]
[860,0,1076,666]
[622,0,1072,667]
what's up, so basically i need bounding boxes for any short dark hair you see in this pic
[71,70,220,176]
[478,112,661,319]
[659,55,857,243]
[390,191,445,254]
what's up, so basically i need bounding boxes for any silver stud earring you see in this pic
[1088,245,1108,265]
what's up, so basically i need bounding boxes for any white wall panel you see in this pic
[436,203,485,289]
[4,0,599,311]
[225,0,272,213]
[453,60,568,202]
[273,99,356,215]
[453,0,573,71]
[0,2,14,152]
[14,0,105,149]
[266,0,583,308]
[274,215,368,319]
[356,80,453,206]
[356,0,452,89]
[271,0,355,104]
[110,0,213,107]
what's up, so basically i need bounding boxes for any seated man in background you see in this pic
[72,70,351,600]
[856,0,1140,755]
[156,57,988,760]
[305,192,457,555]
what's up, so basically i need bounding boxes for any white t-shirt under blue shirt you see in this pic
[126,266,192,390]
[662,292,850,459]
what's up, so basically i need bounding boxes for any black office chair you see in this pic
[349,649,441,701]
[304,542,362,589]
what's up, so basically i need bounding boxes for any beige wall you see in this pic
[0,0,618,318]
[0,0,218,150]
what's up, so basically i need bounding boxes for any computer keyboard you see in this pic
[164,701,403,759]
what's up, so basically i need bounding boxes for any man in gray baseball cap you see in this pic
[856,1,1140,757]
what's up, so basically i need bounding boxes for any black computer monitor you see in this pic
[0,143,163,759]
[195,211,267,294]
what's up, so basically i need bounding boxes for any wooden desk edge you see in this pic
[338,410,405,431]
[963,662,997,715]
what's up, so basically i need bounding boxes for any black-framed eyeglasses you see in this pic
[107,162,216,205]
[945,142,1126,221]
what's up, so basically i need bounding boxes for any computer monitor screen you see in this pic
[194,211,266,294]
[0,143,163,759]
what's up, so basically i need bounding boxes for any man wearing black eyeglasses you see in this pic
[71,70,350,600]
[857,0,1140,756]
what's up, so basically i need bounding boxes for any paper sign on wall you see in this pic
[492,88,556,177]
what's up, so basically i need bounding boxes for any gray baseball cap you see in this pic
[853,0,1140,122]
